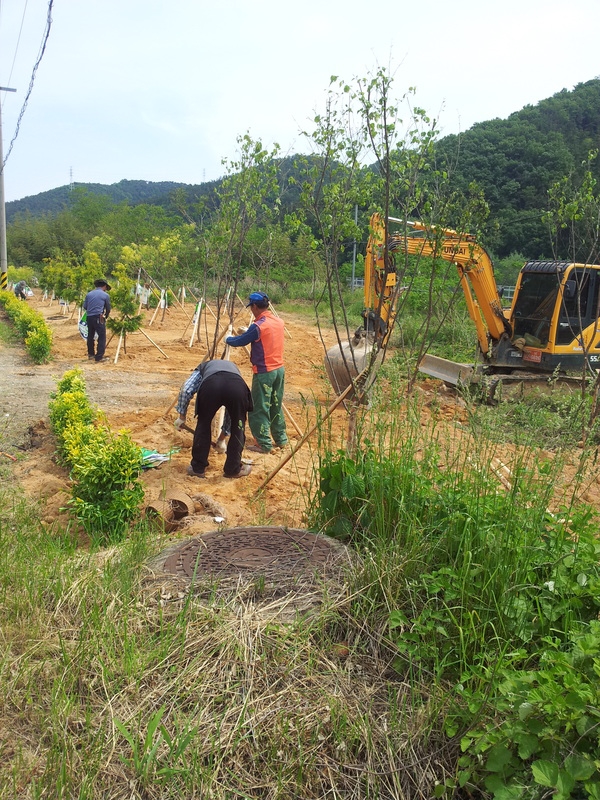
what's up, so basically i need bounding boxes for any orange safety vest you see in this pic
[250,311,285,373]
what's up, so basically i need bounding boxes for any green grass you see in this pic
[0,488,454,798]
[465,385,598,451]
[2,342,600,797]
[0,315,20,346]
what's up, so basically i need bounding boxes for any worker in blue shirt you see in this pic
[83,279,112,362]
[175,364,230,453]
[177,360,253,479]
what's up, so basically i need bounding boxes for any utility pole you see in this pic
[0,86,17,291]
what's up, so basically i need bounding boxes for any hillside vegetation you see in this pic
[7,79,600,273]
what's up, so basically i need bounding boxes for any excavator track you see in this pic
[419,353,583,403]
[479,372,582,403]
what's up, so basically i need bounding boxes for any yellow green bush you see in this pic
[0,290,53,363]
[49,368,144,545]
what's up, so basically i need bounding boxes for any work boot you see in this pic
[224,464,252,478]
[246,444,271,454]
[187,465,206,479]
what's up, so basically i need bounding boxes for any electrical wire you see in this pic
[2,0,54,172]
[1,0,30,97]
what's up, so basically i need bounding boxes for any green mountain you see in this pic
[6,79,600,262]
[5,179,214,223]
[434,78,600,258]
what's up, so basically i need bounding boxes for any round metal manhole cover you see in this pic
[157,526,347,580]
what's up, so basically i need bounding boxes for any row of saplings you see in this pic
[49,368,144,545]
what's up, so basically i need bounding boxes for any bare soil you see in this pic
[2,291,600,542]
[0,292,346,539]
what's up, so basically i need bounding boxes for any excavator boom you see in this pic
[324,213,401,396]
[389,219,510,352]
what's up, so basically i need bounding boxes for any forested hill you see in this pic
[5,178,216,223]
[435,78,600,257]
[6,78,600,259]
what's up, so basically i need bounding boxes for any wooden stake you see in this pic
[148,289,165,326]
[138,328,169,358]
[269,301,292,339]
[114,331,124,364]
[189,298,203,347]
[282,402,304,437]
[254,380,357,495]
[214,326,233,438]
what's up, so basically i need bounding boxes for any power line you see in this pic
[1,0,30,93]
[1,0,54,172]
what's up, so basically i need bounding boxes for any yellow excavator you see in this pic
[399,219,600,396]
[326,213,600,399]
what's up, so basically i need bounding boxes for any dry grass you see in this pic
[0,521,454,799]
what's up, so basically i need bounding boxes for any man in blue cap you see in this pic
[226,291,288,454]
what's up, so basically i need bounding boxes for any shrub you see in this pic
[25,322,53,364]
[0,290,53,363]
[49,368,144,544]
[49,383,96,462]
[68,427,145,545]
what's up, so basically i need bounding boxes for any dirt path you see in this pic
[1,292,343,538]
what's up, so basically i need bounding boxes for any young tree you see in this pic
[105,263,143,352]
[198,134,281,357]
[298,67,454,450]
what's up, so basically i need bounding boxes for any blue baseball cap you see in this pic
[246,291,269,307]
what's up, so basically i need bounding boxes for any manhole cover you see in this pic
[157,526,347,580]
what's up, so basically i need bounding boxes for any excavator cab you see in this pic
[510,269,562,347]
[508,262,600,371]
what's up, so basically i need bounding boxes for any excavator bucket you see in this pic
[418,354,474,386]
[325,337,381,398]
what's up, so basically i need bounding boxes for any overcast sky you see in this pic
[1,0,599,203]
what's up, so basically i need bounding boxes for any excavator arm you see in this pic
[387,219,511,353]
[325,214,508,396]
[362,212,400,346]
[324,213,402,396]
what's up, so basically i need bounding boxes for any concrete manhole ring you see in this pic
[153,526,349,581]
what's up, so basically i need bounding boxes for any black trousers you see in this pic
[191,372,253,476]
[87,315,107,360]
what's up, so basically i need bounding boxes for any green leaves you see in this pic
[49,368,144,544]
[0,291,53,363]
[115,707,196,785]
[459,624,600,798]
[485,743,513,772]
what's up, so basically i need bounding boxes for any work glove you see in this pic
[174,415,186,430]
